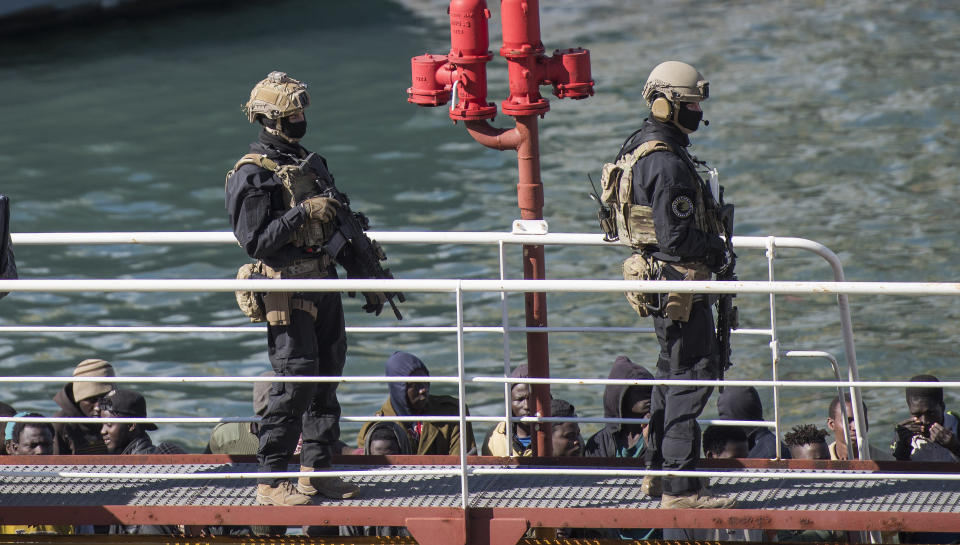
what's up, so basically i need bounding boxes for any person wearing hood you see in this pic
[482,364,534,457]
[52,358,115,455]
[363,421,413,455]
[585,356,653,460]
[581,357,661,541]
[716,386,790,459]
[357,351,476,456]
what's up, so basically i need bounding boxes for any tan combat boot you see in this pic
[256,481,312,506]
[297,466,359,499]
[661,489,737,509]
[641,475,662,497]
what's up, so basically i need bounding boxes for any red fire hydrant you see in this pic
[407,0,594,457]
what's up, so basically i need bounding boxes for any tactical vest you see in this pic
[600,139,723,250]
[226,153,330,248]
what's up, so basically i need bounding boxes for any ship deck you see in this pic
[2,455,959,545]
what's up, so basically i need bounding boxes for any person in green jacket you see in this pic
[357,351,476,456]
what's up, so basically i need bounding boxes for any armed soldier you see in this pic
[225,71,390,506]
[597,61,736,509]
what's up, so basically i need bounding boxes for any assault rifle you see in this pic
[298,153,405,320]
[715,199,738,390]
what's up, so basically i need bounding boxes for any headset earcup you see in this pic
[650,97,673,123]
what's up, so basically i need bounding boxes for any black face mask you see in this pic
[281,118,307,140]
[677,106,703,132]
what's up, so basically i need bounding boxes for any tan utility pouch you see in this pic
[263,291,293,326]
[622,253,660,318]
[663,263,711,322]
[235,262,266,323]
[262,294,319,326]
[258,261,323,326]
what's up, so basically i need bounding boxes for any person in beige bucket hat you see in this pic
[51,358,115,454]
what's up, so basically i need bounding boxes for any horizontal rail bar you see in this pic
[473,377,960,389]
[2,375,955,391]
[7,232,847,253]
[0,325,649,334]
[0,414,772,429]
[0,468,458,480]
[10,231,766,248]
[2,466,956,483]
[2,277,959,295]
[4,374,955,390]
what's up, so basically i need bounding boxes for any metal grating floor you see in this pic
[1,463,959,514]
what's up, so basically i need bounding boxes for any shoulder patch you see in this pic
[671,194,695,219]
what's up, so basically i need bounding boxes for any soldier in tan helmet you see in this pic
[597,61,736,509]
[225,71,378,506]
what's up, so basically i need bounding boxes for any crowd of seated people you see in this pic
[3,354,958,542]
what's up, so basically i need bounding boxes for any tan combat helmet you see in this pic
[642,61,709,133]
[243,71,311,123]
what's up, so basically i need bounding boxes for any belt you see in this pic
[262,256,332,279]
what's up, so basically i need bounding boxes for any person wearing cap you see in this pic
[51,358,115,455]
[5,412,54,455]
[0,413,81,536]
[0,401,14,455]
[98,389,184,455]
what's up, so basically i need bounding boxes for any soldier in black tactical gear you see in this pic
[604,61,736,509]
[225,71,384,506]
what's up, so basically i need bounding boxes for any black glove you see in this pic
[705,237,734,275]
[362,292,386,316]
[717,248,735,277]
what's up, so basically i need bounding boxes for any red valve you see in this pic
[546,48,595,100]
[408,55,453,107]
[406,0,497,121]
[497,0,593,117]
[449,0,492,61]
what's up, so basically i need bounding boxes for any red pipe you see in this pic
[408,0,593,456]
[465,116,551,457]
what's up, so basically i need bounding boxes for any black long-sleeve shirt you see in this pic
[224,131,316,269]
[618,118,717,262]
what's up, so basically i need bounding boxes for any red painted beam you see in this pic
[475,508,960,534]
[7,504,957,533]
[0,506,460,527]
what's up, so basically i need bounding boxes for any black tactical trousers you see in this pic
[646,298,719,496]
[258,291,347,485]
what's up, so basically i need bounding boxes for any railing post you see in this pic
[499,240,514,455]
[766,236,783,460]
[455,281,470,513]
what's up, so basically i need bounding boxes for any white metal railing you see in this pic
[3,231,960,507]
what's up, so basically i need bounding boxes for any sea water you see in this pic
[0,0,958,451]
